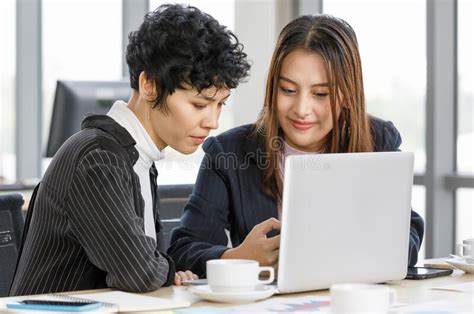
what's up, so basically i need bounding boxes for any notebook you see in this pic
[2,291,191,312]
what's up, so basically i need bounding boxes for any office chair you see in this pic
[157,218,183,253]
[156,184,193,252]
[0,193,25,297]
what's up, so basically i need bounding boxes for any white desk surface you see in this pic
[144,267,473,308]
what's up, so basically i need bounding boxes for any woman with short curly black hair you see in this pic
[10,4,250,296]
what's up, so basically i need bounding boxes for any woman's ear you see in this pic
[138,71,157,102]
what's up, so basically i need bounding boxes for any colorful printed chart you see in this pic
[174,296,331,313]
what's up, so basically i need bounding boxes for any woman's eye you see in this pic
[218,102,227,107]
[193,104,206,109]
[314,92,329,98]
[280,87,295,94]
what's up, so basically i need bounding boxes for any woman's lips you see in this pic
[190,136,207,145]
[290,119,315,131]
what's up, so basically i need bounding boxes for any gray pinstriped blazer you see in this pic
[168,117,424,277]
[9,115,174,296]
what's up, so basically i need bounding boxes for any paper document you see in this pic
[74,291,190,312]
[393,299,474,313]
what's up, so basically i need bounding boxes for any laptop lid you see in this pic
[277,152,414,294]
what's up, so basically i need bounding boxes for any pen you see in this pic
[423,263,455,270]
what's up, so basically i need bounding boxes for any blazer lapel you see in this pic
[238,131,278,233]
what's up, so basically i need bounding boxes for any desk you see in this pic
[83,259,473,311]
[2,259,473,312]
[144,269,473,310]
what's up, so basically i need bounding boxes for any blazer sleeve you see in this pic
[66,148,175,292]
[167,138,232,277]
[374,118,425,266]
[408,210,424,266]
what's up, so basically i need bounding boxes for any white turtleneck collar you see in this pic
[107,100,164,241]
[107,101,164,164]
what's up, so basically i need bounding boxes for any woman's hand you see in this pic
[221,218,281,268]
[174,270,199,285]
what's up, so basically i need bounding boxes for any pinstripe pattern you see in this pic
[9,115,174,296]
[168,117,424,277]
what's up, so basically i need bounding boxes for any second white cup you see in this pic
[456,238,474,264]
[206,259,274,293]
[330,283,396,313]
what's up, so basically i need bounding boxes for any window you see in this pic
[456,189,474,243]
[456,0,473,246]
[0,0,16,184]
[149,0,234,31]
[324,0,430,259]
[42,0,122,166]
[457,0,473,175]
[323,0,427,173]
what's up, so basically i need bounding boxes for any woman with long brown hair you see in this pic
[168,14,423,277]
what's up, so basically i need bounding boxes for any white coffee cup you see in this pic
[206,259,274,293]
[456,238,474,264]
[330,283,396,313]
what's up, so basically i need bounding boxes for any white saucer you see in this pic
[188,285,277,303]
[446,257,474,273]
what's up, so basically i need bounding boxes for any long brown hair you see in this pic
[254,14,374,204]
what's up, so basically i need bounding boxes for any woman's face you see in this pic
[149,85,230,154]
[277,49,339,152]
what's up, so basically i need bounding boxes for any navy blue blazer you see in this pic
[168,117,424,277]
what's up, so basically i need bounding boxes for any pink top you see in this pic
[277,141,319,220]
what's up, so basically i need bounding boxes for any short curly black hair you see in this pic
[126,4,250,112]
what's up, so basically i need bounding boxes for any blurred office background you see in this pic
[0,0,472,260]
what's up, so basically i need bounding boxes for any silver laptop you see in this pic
[277,152,414,293]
